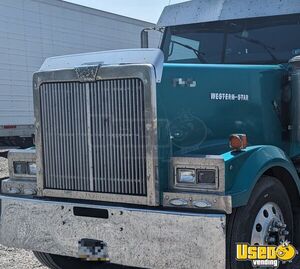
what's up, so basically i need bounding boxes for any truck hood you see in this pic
[39,48,164,83]
[157,63,286,156]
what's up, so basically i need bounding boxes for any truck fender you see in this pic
[224,145,300,208]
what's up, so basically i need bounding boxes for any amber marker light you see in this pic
[229,134,248,151]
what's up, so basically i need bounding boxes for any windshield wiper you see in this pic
[234,35,279,63]
[171,40,208,63]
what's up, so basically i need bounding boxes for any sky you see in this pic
[64,0,187,23]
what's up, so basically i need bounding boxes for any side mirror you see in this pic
[141,27,165,49]
[141,28,150,48]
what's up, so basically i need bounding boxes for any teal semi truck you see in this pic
[2,0,300,268]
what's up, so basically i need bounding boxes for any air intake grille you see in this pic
[40,78,147,196]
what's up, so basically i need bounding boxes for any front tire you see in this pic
[227,176,293,269]
[34,252,91,269]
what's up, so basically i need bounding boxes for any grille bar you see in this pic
[40,78,147,196]
[90,79,147,195]
[41,82,91,191]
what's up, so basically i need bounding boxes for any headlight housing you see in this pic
[173,157,224,192]
[9,149,36,179]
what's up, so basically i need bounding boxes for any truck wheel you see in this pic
[227,176,293,269]
[33,252,123,269]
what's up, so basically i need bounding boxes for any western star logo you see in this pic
[210,92,249,101]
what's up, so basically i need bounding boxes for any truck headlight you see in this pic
[173,157,224,192]
[177,169,196,184]
[197,169,216,185]
[2,149,37,196]
[14,162,28,175]
[176,167,217,188]
[8,149,36,179]
[28,162,37,175]
[13,161,37,176]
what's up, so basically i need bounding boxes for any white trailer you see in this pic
[0,0,158,147]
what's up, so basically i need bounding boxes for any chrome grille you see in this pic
[40,78,147,196]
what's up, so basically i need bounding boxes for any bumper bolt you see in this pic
[267,236,276,244]
[269,227,279,233]
[282,230,289,236]
[275,221,286,229]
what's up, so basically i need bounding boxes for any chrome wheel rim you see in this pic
[251,202,288,246]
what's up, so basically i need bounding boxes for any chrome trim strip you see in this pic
[1,178,37,195]
[42,189,150,205]
[86,83,94,192]
[39,49,164,83]
[163,192,232,214]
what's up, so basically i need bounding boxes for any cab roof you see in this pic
[157,0,300,27]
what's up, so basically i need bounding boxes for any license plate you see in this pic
[78,238,110,262]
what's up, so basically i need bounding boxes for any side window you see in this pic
[195,32,223,63]
[166,32,224,64]
[168,36,200,62]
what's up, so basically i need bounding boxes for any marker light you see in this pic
[192,200,212,209]
[229,134,247,151]
[170,199,188,206]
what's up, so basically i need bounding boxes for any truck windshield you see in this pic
[162,14,300,65]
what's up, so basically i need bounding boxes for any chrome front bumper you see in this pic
[0,196,226,269]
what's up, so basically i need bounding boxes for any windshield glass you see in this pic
[162,14,300,65]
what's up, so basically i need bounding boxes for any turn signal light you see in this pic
[229,134,247,151]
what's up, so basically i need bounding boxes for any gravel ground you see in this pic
[0,156,300,269]
[0,157,46,269]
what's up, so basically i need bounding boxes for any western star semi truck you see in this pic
[0,0,158,148]
[2,0,300,268]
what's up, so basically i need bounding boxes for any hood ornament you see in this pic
[75,65,100,82]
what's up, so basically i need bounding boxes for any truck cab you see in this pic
[1,1,300,268]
